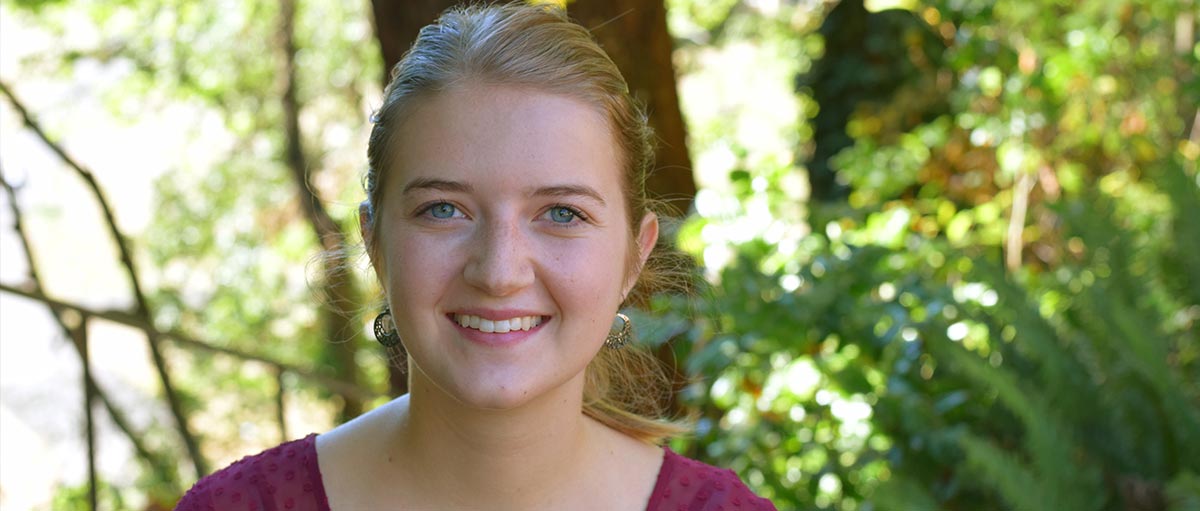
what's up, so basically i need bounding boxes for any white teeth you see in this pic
[453,314,543,333]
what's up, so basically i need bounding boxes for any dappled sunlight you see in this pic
[1,0,1196,509]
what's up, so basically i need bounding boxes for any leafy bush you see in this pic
[659,0,1199,508]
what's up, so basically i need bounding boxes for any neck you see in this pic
[395,368,597,509]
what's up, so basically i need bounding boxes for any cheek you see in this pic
[380,230,460,308]
[538,235,628,303]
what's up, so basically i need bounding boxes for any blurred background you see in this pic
[1,0,1197,509]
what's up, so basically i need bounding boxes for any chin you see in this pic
[409,353,588,412]
[414,365,544,411]
[441,371,582,413]
[441,374,520,406]
[457,388,538,411]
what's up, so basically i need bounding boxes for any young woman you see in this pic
[176,4,775,510]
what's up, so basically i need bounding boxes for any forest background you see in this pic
[0,0,1197,510]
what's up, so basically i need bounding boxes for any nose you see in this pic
[462,217,535,297]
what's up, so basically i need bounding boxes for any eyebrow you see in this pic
[402,178,607,207]
[402,178,473,195]
[530,185,607,207]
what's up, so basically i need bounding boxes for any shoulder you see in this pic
[646,449,777,511]
[174,434,329,511]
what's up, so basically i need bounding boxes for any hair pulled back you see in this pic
[363,2,686,443]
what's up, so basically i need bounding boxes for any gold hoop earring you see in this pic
[605,312,632,349]
[373,308,402,348]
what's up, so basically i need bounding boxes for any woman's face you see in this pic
[367,84,656,410]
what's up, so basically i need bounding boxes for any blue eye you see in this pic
[548,206,579,223]
[427,202,458,219]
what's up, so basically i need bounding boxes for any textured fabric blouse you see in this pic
[175,433,776,511]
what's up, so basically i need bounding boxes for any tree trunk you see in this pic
[280,0,364,421]
[370,0,460,90]
[568,0,696,217]
[799,0,945,212]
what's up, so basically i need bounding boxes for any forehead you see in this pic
[386,84,624,196]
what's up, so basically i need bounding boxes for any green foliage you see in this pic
[47,479,128,511]
[9,0,68,12]
[7,0,1197,509]
[656,157,1199,509]
[663,0,1199,509]
[936,164,1200,510]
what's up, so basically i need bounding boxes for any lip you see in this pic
[451,308,548,321]
[446,309,551,347]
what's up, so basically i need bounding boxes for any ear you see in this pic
[636,211,659,268]
[623,211,659,298]
[359,201,375,262]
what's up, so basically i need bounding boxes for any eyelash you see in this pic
[544,203,589,225]
[415,201,465,220]
[414,201,591,225]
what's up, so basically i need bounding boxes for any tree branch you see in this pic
[0,282,383,403]
[73,317,99,511]
[0,80,209,476]
[275,366,289,443]
[0,165,183,490]
[1006,170,1035,271]
[0,82,148,311]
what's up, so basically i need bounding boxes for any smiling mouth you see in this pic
[451,313,545,333]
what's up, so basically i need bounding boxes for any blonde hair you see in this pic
[363,2,688,443]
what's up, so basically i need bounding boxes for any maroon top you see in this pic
[175,433,775,511]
